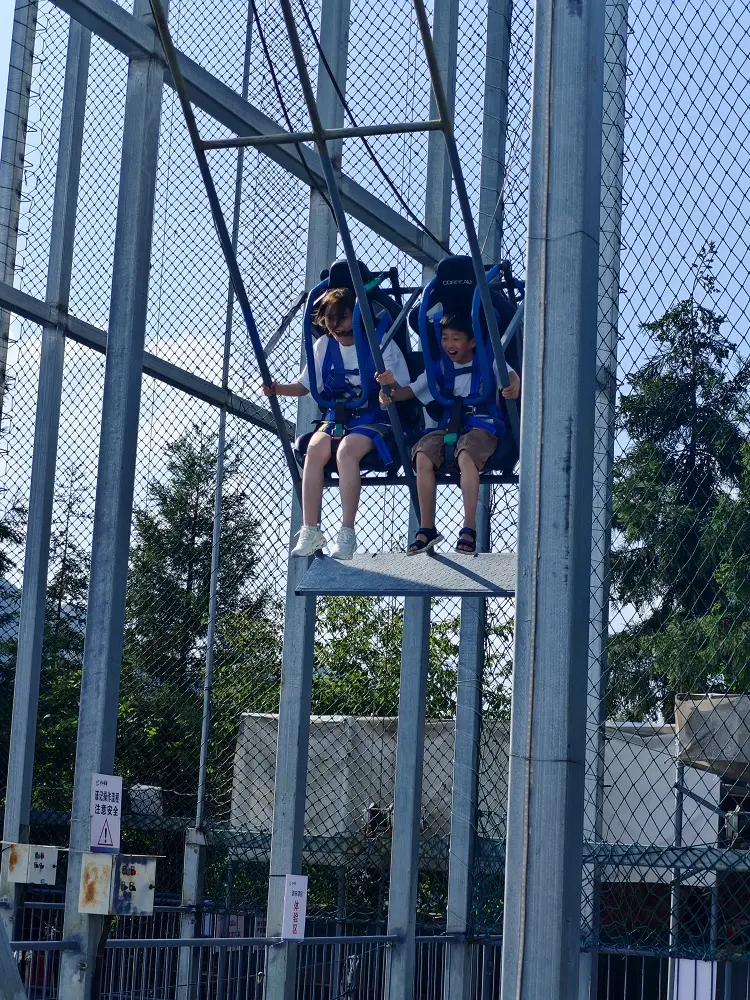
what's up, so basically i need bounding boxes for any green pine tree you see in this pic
[607,244,750,720]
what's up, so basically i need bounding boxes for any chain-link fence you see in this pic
[582,0,750,975]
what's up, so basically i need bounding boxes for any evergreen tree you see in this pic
[117,425,283,807]
[607,245,750,720]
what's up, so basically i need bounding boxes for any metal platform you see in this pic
[294,551,516,597]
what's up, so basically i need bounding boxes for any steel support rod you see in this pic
[444,0,510,987]
[499,0,606,996]
[0,0,38,425]
[580,4,628,997]
[263,0,350,995]
[384,588,432,1000]
[58,0,165,994]
[147,0,302,503]
[477,0,511,265]
[445,493,489,1000]
[177,6,254,995]
[278,0,420,516]
[411,0,519,448]
[666,761,685,1000]
[201,119,443,149]
[0,18,91,944]
[0,913,26,1000]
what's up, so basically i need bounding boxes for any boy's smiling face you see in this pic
[325,306,354,345]
[441,325,476,366]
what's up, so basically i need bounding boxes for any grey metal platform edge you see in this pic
[294,551,517,597]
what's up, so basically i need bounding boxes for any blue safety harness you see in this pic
[418,265,510,469]
[302,276,394,466]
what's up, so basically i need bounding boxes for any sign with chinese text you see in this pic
[280,874,308,940]
[90,774,122,854]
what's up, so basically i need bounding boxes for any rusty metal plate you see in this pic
[78,852,114,914]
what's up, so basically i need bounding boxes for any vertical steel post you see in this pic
[477,0,512,264]
[0,912,26,1000]
[0,19,90,942]
[176,11,254,993]
[263,1,349,997]
[58,1,164,995]
[667,761,685,1000]
[580,3,627,998]
[444,492,490,1000]
[383,0,460,993]
[0,0,38,423]
[499,0,606,997]
[444,2,511,992]
[384,589,431,1000]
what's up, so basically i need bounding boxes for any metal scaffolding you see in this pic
[0,0,615,997]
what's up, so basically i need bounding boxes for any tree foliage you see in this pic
[607,245,750,720]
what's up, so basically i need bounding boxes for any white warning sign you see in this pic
[90,774,122,854]
[280,874,308,940]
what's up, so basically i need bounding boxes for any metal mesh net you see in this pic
[583,0,750,969]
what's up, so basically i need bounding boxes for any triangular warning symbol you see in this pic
[98,818,114,847]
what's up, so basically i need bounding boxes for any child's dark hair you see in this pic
[312,287,355,334]
[439,311,474,339]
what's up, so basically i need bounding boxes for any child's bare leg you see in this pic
[457,449,480,530]
[415,451,438,528]
[302,431,332,525]
[335,433,374,528]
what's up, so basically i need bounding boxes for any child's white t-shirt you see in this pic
[409,358,517,405]
[298,335,411,395]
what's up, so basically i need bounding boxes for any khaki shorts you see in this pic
[412,428,497,471]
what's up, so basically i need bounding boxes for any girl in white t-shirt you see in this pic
[264,286,410,559]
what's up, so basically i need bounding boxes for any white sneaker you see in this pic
[330,526,357,560]
[291,525,327,557]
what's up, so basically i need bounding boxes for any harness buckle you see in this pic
[333,400,347,440]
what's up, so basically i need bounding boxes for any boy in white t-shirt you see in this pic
[264,286,410,559]
[377,312,519,554]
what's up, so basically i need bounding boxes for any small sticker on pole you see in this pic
[280,874,308,940]
[90,774,122,854]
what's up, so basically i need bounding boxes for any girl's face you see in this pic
[325,307,354,343]
[441,326,475,365]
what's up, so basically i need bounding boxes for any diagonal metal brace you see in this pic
[411,0,520,448]
[278,0,421,516]
[147,0,302,502]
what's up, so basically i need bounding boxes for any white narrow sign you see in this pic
[280,874,308,940]
[90,774,122,854]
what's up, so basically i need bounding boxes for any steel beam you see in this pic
[0,0,38,424]
[0,19,91,944]
[58,0,165,994]
[201,119,443,149]
[499,0,606,997]
[580,3,628,997]
[49,0,442,266]
[0,281,292,437]
[263,0,350,994]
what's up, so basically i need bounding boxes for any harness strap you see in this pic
[333,400,347,439]
[444,397,464,470]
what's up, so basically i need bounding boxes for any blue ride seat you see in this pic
[293,259,424,479]
[409,255,523,478]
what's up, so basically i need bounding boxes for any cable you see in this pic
[297,0,450,256]
[247,0,336,222]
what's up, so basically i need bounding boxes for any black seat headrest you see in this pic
[327,259,372,292]
[435,256,477,313]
